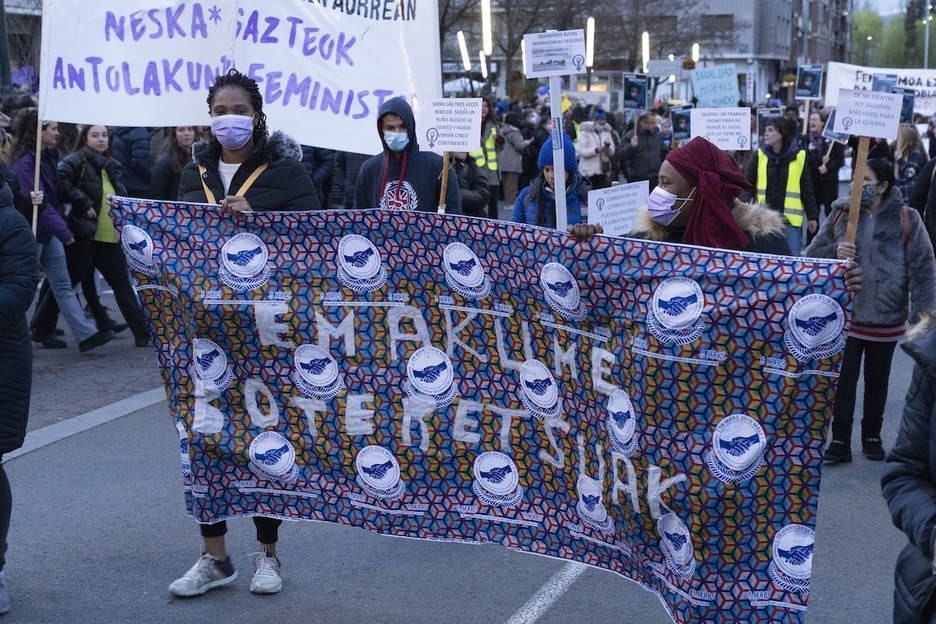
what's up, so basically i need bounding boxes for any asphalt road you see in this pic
[6,265,912,624]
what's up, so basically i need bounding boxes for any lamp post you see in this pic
[457,31,476,97]
[925,4,933,70]
[585,16,595,91]
[480,0,492,56]
[641,32,650,74]
[479,50,489,94]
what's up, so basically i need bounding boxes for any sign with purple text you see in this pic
[113,199,851,624]
[39,0,442,153]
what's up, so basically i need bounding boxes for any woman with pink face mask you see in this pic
[177,69,319,214]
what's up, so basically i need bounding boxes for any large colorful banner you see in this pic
[113,199,850,624]
[38,0,441,153]
[827,61,936,117]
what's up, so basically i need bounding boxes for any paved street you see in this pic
[5,285,912,624]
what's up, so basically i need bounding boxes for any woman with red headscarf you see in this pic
[567,137,862,289]
[628,136,790,253]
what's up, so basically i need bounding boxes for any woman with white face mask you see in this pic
[806,158,936,466]
[177,69,320,214]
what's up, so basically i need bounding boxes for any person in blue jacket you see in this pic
[512,133,590,228]
[353,96,461,213]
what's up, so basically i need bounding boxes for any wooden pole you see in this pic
[824,141,835,160]
[802,99,811,136]
[31,116,42,235]
[437,151,451,214]
[844,135,870,245]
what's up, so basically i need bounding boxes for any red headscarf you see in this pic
[665,137,752,250]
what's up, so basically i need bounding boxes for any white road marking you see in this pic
[505,562,587,624]
[6,388,165,461]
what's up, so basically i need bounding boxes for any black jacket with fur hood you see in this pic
[178,131,320,211]
[628,200,791,255]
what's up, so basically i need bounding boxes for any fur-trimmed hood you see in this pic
[191,130,302,168]
[631,199,787,242]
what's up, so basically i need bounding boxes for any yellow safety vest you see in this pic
[470,123,499,171]
[756,148,806,226]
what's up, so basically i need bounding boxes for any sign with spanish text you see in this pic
[523,30,587,79]
[113,197,851,624]
[691,64,739,108]
[415,99,482,154]
[826,61,936,117]
[39,0,443,153]
[690,108,752,151]
[587,181,648,237]
[830,88,902,140]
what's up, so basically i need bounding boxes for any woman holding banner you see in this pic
[806,158,936,464]
[169,69,319,599]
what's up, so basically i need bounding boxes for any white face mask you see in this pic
[646,186,695,226]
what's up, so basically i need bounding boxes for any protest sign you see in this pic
[756,107,783,141]
[826,61,936,116]
[415,99,482,154]
[871,73,899,93]
[893,88,916,124]
[670,105,692,140]
[795,64,823,100]
[523,30,586,79]
[587,181,648,237]
[690,108,752,151]
[691,64,738,108]
[39,0,443,153]
[113,198,850,624]
[623,73,648,110]
[822,109,850,144]
[831,88,902,140]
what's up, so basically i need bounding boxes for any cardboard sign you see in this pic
[691,65,739,108]
[670,105,693,140]
[587,181,649,237]
[690,108,752,151]
[831,88,902,140]
[795,64,823,100]
[523,30,586,78]
[623,73,648,110]
[893,87,916,124]
[416,99,482,154]
[822,109,850,144]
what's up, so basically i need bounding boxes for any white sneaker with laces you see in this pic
[168,553,237,597]
[249,549,282,594]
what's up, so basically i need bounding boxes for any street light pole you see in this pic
[926,4,933,70]
[585,16,595,91]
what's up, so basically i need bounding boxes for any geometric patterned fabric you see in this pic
[112,198,850,623]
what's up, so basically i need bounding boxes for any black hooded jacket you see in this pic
[353,97,461,213]
[178,131,320,211]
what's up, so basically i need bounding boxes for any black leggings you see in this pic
[831,337,898,441]
[200,516,282,544]
[0,464,10,571]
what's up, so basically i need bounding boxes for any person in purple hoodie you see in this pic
[8,110,113,352]
[353,96,461,213]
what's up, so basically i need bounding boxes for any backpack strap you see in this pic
[197,165,216,204]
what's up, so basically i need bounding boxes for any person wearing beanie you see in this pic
[743,115,819,255]
[511,132,591,228]
[577,110,616,190]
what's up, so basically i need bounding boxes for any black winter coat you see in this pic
[57,148,128,219]
[149,151,182,201]
[883,327,936,624]
[179,132,320,211]
[453,156,490,217]
[0,182,39,455]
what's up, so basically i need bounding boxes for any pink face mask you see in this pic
[646,186,695,226]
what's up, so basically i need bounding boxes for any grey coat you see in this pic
[805,192,936,327]
[499,124,527,174]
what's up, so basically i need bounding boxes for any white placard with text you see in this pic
[415,99,482,154]
[588,181,649,237]
[690,108,752,151]
[523,30,587,78]
[830,88,902,140]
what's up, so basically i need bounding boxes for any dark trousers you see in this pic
[588,174,610,190]
[486,184,500,220]
[831,337,898,443]
[200,517,282,544]
[33,239,148,338]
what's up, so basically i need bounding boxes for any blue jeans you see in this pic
[785,222,803,256]
[37,238,97,342]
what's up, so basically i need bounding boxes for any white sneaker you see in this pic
[168,553,237,597]
[249,549,282,594]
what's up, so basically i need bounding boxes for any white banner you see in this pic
[39,0,443,153]
[826,61,936,117]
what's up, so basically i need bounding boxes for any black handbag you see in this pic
[68,212,97,239]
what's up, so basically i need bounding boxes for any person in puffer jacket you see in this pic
[512,133,590,228]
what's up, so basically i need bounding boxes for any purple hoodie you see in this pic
[10,150,71,246]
